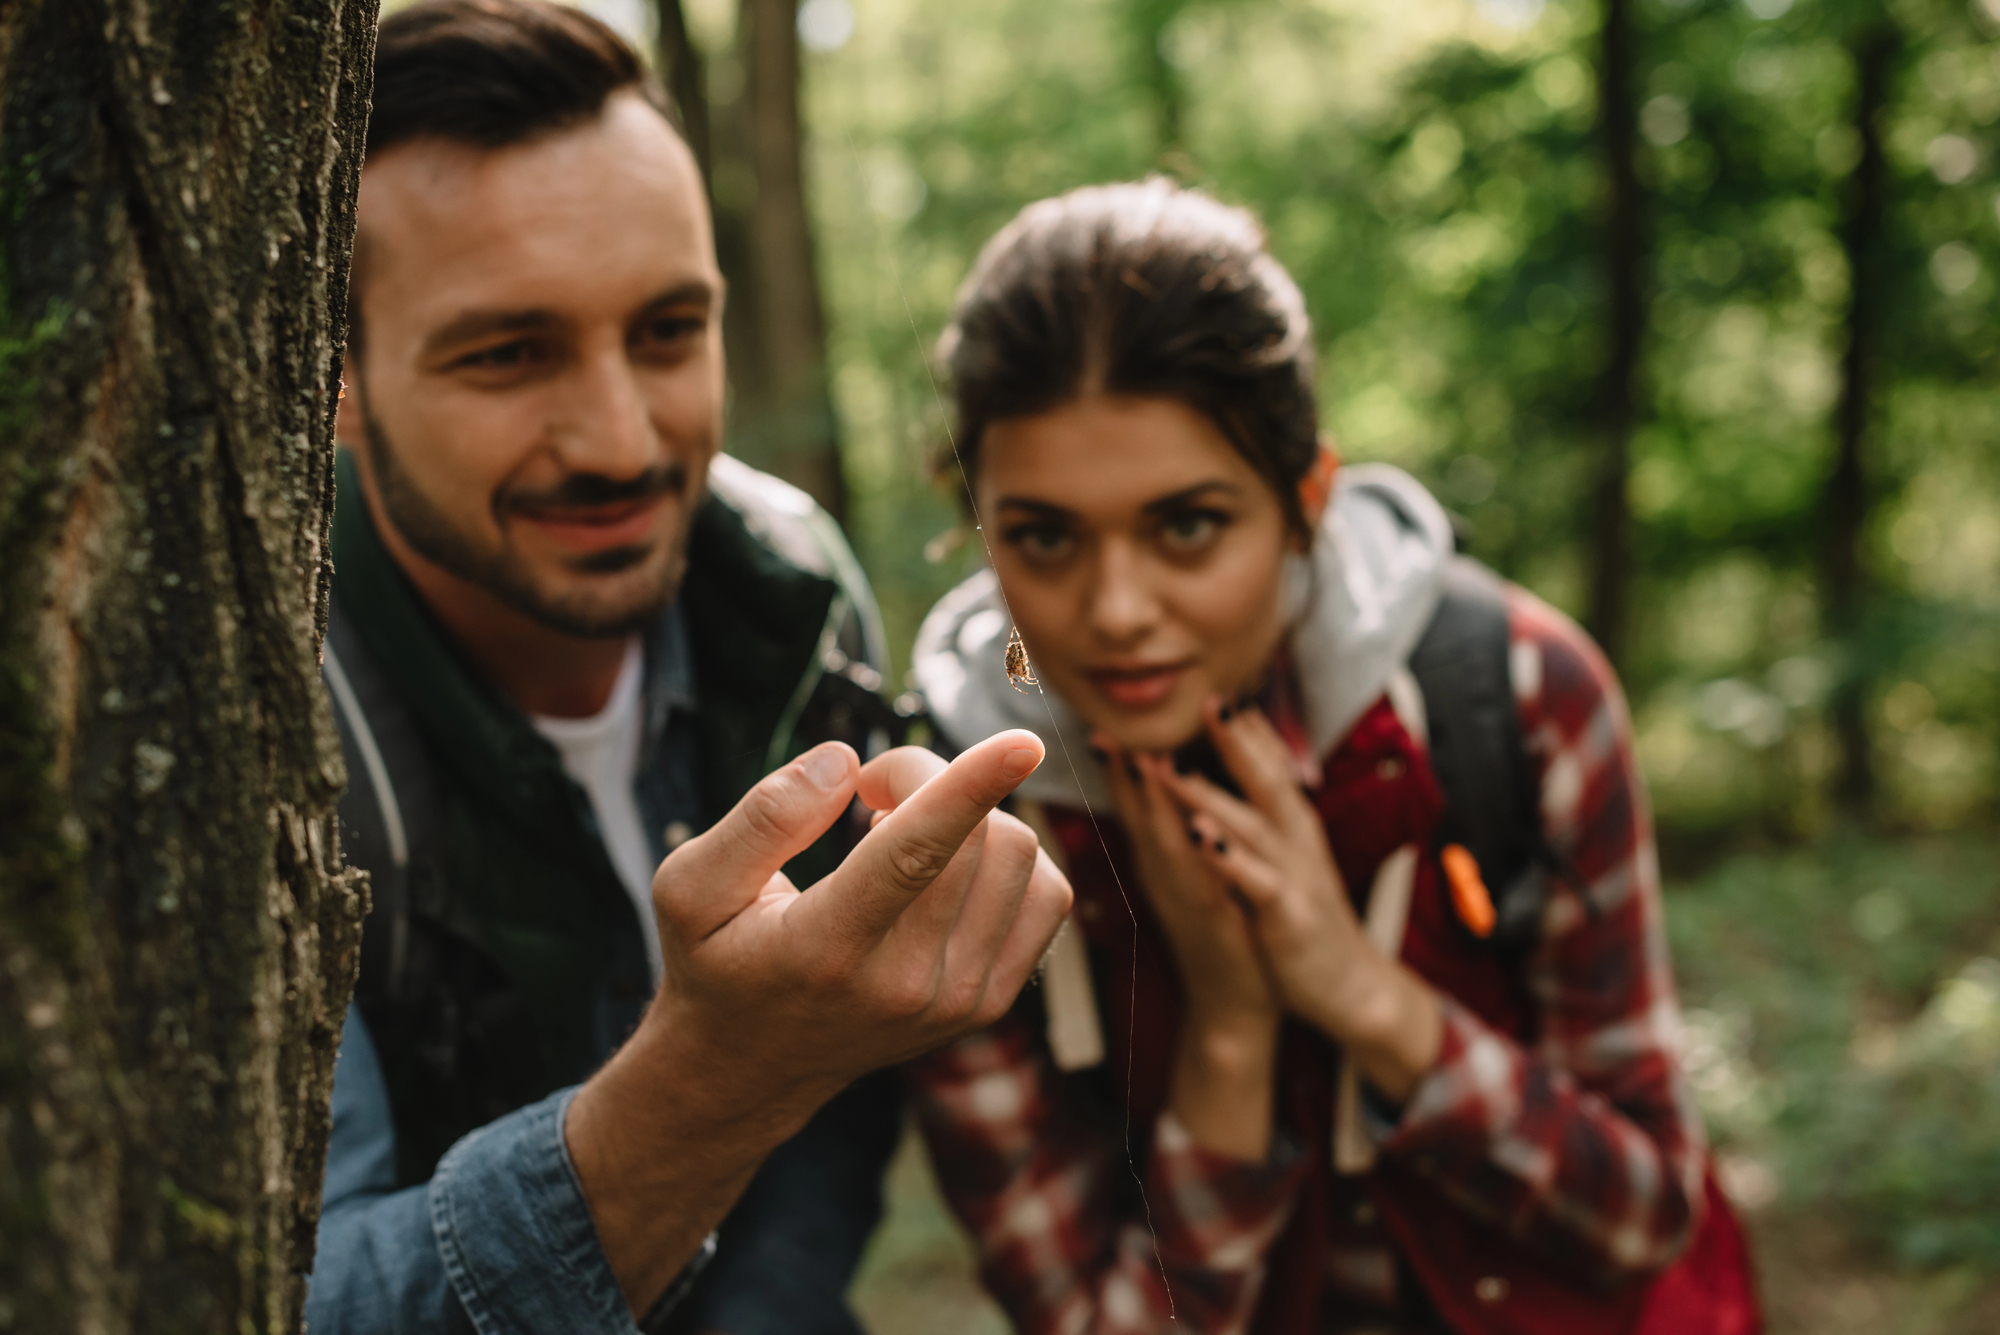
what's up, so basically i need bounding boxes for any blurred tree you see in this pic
[1591,0,1645,667]
[1130,0,1193,159]
[0,0,373,1327]
[710,0,849,519]
[657,0,716,179]
[1824,15,1902,815]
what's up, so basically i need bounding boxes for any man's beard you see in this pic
[361,397,689,639]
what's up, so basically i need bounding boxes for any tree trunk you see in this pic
[712,0,846,521]
[656,0,713,183]
[1130,0,1189,161]
[1588,0,1644,668]
[1824,24,1899,817]
[0,1,375,1329]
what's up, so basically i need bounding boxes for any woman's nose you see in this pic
[1086,541,1159,643]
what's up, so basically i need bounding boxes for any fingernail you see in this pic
[1124,758,1141,783]
[1213,837,1228,853]
[802,745,850,790]
[1002,746,1042,781]
[1088,743,1108,764]
[1187,825,1202,846]
[1218,702,1234,721]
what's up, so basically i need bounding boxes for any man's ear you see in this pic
[1297,437,1340,530]
[333,347,364,450]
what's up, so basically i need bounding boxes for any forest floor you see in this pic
[850,829,2000,1334]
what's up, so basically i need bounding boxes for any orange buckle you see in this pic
[1441,844,1496,939]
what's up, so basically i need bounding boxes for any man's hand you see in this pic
[566,731,1072,1316]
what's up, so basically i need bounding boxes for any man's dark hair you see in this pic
[350,0,679,349]
[368,0,669,159]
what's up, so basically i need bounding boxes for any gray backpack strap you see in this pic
[324,599,441,1000]
[1406,557,1550,951]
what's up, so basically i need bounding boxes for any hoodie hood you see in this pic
[912,463,1455,807]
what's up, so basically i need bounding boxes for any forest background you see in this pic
[400,0,2000,1327]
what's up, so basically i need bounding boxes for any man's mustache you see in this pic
[496,464,690,517]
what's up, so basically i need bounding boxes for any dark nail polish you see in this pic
[1188,825,1202,847]
[1124,758,1141,783]
[1213,837,1228,853]
[1089,744,1108,764]
[1218,702,1234,721]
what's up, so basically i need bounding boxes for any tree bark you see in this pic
[1587,0,1644,668]
[711,0,846,521]
[656,0,713,183]
[0,1,375,1329]
[1824,23,1899,817]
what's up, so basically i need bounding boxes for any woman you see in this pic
[906,180,1760,1335]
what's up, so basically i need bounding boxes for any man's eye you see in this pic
[1005,524,1074,562]
[1158,510,1225,553]
[455,340,537,370]
[637,316,703,345]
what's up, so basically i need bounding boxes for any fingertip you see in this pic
[1002,744,1042,782]
[800,740,858,792]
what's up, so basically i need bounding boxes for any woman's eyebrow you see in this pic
[1139,481,1242,516]
[995,481,1243,520]
[994,497,1076,520]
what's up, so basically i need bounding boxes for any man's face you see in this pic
[338,91,724,638]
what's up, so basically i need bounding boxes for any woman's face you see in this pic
[976,395,1301,754]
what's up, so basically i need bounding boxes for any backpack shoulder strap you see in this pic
[324,598,445,1000]
[1406,557,1547,951]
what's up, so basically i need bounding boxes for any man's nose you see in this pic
[1086,540,1158,644]
[555,344,659,478]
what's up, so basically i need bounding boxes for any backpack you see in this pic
[1405,555,1564,950]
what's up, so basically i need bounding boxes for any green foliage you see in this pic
[1669,831,2000,1270]
[799,0,2000,834]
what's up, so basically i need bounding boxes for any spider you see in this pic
[1004,626,1038,693]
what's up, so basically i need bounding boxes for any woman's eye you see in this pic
[1005,524,1074,562]
[1157,510,1225,553]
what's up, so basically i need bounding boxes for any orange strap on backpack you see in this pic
[1441,843,1497,938]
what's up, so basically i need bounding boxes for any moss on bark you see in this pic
[0,1,380,1328]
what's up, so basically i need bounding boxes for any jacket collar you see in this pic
[329,449,836,828]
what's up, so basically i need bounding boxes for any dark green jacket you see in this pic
[325,451,903,1332]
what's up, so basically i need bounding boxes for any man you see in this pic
[308,3,1071,1332]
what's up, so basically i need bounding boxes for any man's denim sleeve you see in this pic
[306,1005,641,1335]
[667,1067,901,1335]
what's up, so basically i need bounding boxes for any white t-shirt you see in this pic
[530,638,663,984]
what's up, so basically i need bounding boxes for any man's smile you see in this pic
[508,494,668,554]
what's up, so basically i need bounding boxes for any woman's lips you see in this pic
[1087,662,1191,709]
[511,496,665,552]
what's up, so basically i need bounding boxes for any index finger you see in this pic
[811,729,1045,946]
[1205,700,1298,816]
[856,744,948,813]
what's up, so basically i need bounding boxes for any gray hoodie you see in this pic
[913,463,1458,807]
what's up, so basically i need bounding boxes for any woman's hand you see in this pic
[1099,732,1280,1161]
[1155,701,1443,1103]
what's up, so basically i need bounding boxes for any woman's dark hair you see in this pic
[939,179,1320,535]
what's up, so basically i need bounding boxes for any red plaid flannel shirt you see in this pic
[906,589,1706,1333]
